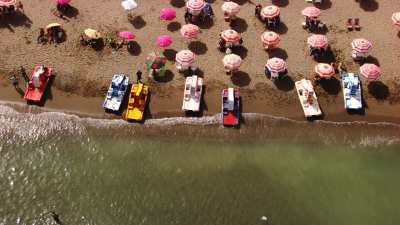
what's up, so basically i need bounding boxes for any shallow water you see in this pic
[1,105,400,225]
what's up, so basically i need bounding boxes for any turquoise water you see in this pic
[1,105,400,225]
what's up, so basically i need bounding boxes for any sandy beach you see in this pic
[1,0,400,123]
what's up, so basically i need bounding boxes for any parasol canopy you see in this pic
[118,31,135,40]
[261,5,280,19]
[221,29,241,44]
[156,35,173,48]
[392,12,400,26]
[221,1,240,16]
[314,63,335,78]
[84,28,101,39]
[46,23,61,31]
[160,8,176,21]
[180,24,200,39]
[261,31,280,46]
[186,0,205,15]
[55,0,71,5]
[307,34,328,48]
[146,51,167,70]
[301,6,321,18]
[0,0,15,6]
[351,38,372,53]
[223,54,242,71]
[360,63,381,81]
[266,57,287,73]
[121,0,137,11]
[175,49,196,66]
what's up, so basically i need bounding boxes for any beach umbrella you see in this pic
[84,28,101,39]
[55,0,71,5]
[360,63,381,81]
[301,6,320,18]
[307,34,328,48]
[221,29,241,44]
[118,31,135,40]
[146,51,167,70]
[0,0,16,6]
[176,50,196,66]
[223,54,242,71]
[351,38,372,53]
[221,1,240,16]
[46,23,61,31]
[186,0,205,15]
[180,24,200,39]
[261,31,280,47]
[156,35,173,48]
[314,63,335,78]
[266,57,287,73]
[160,8,176,21]
[392,12,400,26]
[121,0,137,11]
[260,5,280,19]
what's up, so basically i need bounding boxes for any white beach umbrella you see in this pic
[121,0,138,11]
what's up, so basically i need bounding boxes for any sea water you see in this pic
[1,105,400,225]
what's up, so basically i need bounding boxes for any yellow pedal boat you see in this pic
[125,82,149,121]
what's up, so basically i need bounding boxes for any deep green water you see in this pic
[1,135,400,225]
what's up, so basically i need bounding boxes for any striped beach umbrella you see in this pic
[180,24,200,39]
[261,5,280,19]
[314,63,335,79]
[186,0,205,15]
[175,50,196,66]
[221,1,240,16]
[261,31,280,48]
[391,12,400,26]
[351,38,372,53]
[223,54,242,71]
[0,0,15,6]
[301,6,321,18]
[307,34,328,48]
[266,57,287,73]
[146,51,167,70]
[360,63,381,81]
[221,29,241,44]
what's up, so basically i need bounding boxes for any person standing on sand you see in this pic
[136,70,142,83]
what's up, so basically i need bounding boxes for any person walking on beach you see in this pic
[50,211,64,225]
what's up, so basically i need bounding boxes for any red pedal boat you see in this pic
[221,87,240,127]
[24,65,52,102]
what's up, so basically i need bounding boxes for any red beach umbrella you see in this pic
[0,0,16,6]
[261,31,280,47]
[180,24,200,39]
[360,63,381,81]
[176,50,196,66]
[186,0,205,15]
[392,12,400,26]
[307,34,328,48]
[351,38,372,53]
[221,29,241,44]
[156,35,173,48]
[266,57,287,73]
[301,6,321,18]
[160,8,176,21]
[314,63,335,79]
[260,5,280,19]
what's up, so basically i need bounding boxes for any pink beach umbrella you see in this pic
[351,38,372,53]
[223,54,242,71]
[55,0,71,5]
[221,29,241,44]
[186,0,205,16]
[314,63,335,79]
[156,35,173,48]
[360,63,381,81]
[221,1,240,16]
[301,6,321,18]
[392,12,400,27]
[180,24,200,39]
[0,0,16,6]
[266,57,287,73]
[176,49,196,66]
[261,5,280,20]
[118,31,136,40]
[160,8,176,21]
[307,34,328,49]
[261,31,280,49]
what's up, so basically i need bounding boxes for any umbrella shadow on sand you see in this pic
[167,21,181,32]
[363,56,380,66]
[229,17,248,33]
[154,69,174,83]
[267,48,288,60]
[316,0,332,10]
[59,5,79,18]
[127,41,142,56]
[359,0,379,12]
[272,0,289,7]
[170,0,185,8]
[270,22,288,34]
[164,49,178,61]
[188,41,208,55]
[318,77,341,95]
[231,71,251,87]
[274,76,295,92]
[129,16,146,29]
[368,81,389,100]
[0,12,32,32]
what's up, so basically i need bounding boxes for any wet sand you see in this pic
[1,0,400,123]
